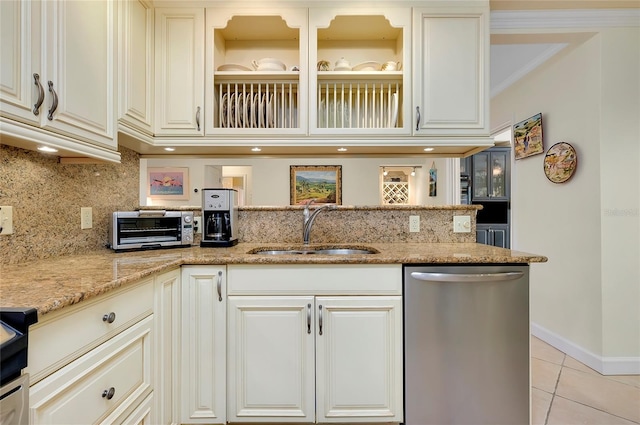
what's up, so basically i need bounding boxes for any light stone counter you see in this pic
[0,243,546,317]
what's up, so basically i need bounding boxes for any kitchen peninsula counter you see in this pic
[1,243,546,317]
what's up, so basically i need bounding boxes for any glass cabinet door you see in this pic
[490,150,508,198]
[472,152,489,198]
[472,149,509,200]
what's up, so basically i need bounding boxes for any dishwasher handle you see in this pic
[410,271,524,283]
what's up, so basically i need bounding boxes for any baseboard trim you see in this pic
[531,323,640,375]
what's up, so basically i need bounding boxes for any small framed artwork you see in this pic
[290,165,342,205]
[148,167,189,200]
[514,113,544,160]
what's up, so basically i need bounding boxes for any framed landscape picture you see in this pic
[513,113,544,160]
[290,165,342,205]
[148,167,189,200]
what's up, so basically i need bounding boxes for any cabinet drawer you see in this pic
[227,264,402,295]
[27,278,154,383]
[30,315,153,425]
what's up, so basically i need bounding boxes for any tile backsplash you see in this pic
[0,145,140,264]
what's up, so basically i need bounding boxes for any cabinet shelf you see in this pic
[214,71,299,82]
[317,71,402,81]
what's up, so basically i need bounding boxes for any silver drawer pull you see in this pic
[318,305,323,336]
[217,271,223,302]
[306,303,311,334]
[102,312,116,323]
[102,387,115,400]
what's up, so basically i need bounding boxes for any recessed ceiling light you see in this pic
[164,147,175,152]
[251,147,262,152]
[423,147,434,152]
[337,147,347,152]
[37,146,58,153]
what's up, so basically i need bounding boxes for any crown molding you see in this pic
[491,9,640,31]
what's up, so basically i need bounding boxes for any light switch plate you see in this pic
[81,207,93,229]
[453,215,471,233]
[0,206,14,235]
[409,215,420,232]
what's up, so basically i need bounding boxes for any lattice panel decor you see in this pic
[383,182,409,204]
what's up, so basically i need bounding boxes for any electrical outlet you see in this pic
[194,216,202,234]
[0,206,14,235]
[453,215,471,233]
[409,215,420,232]
[81,207,93,229]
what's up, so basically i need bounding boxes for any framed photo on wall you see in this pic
[290,165,342,205]
[147,167,189,200]
[513,113,544,160]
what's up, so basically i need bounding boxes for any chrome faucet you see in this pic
[303,199,337,244]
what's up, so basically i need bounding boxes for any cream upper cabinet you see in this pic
[0,0,40,125]
[180,266,227,424]
[155,8,205,136]
[412,2,490,137]
[205,8,308,136]
[309,8,411,136]
[1,0,119,159]
[118,0,154,138]
[41,0,117,148]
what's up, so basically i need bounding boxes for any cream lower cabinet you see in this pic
[26,269,185,425]
[153,268,181,425]
[180,266,227,424]
[227,264,403,424]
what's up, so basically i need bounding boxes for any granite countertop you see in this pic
[0,243,546,317]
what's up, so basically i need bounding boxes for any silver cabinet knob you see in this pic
[102,387,115,400]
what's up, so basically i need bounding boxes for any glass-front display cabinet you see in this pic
[205,9,308,136]
[472,148,510,200]
[309,9,411,136]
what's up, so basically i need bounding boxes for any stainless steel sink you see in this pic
[249,247,378,255]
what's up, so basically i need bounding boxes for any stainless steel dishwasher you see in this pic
[403,265,530,425]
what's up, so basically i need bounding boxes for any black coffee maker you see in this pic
[201,188,238,247]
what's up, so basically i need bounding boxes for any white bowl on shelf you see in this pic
[353,61,381,71]
[251,58,286,71]
[217,63,251,71]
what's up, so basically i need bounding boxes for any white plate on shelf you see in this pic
[390,92,398,128]
[334,65,352,71]
[216,63,251,72]
[237,93,244,127]
[229,93,236,128]
[266,93,274,128]
[353,61,381,71]
[221,93,228,128]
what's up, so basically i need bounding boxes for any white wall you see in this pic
[492,28,639,371]
[599,29,640,360]
[140,156,453,206]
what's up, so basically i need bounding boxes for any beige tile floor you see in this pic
[531,336,640,424]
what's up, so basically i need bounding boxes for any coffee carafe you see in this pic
[201,189,238,247]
